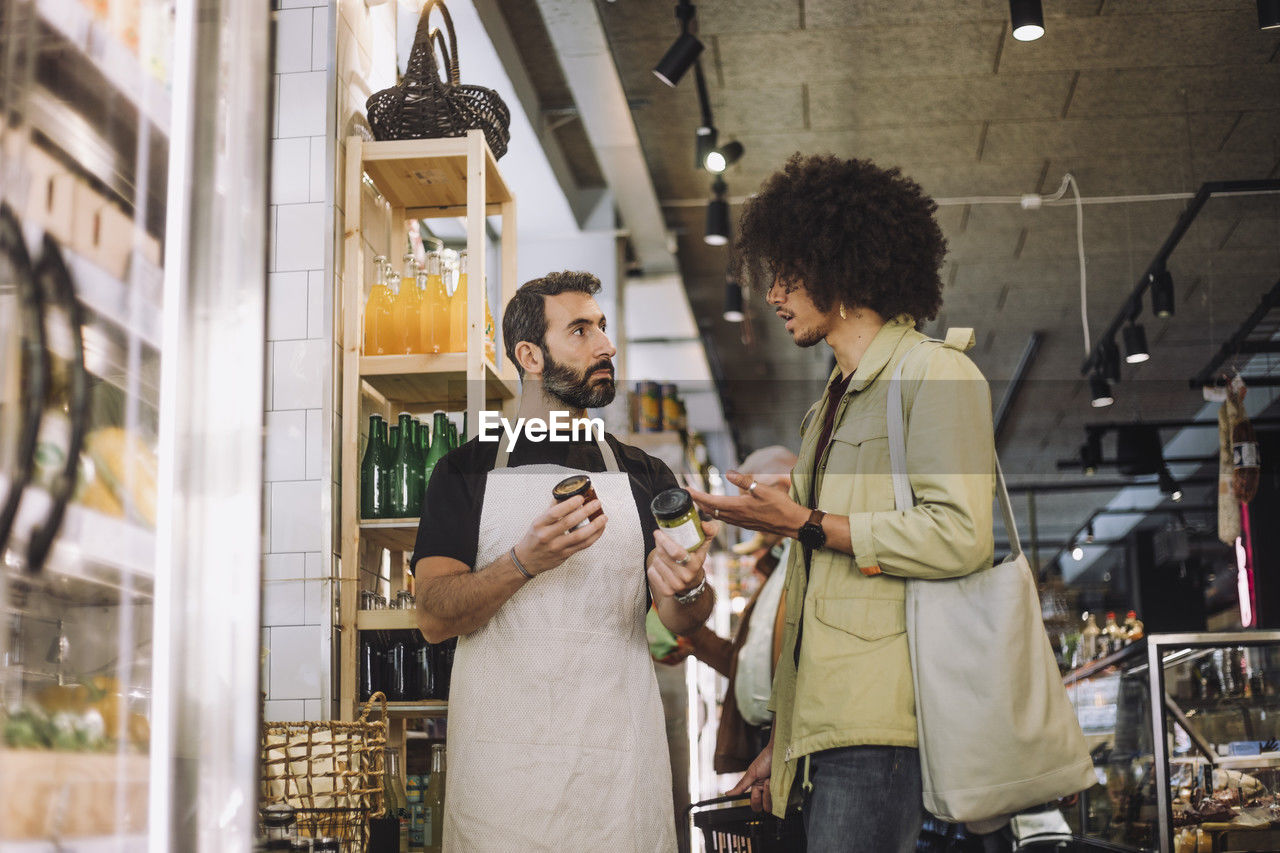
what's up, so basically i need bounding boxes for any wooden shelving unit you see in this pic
[338,131,519,722]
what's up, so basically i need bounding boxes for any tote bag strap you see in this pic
[887,339,1023,559]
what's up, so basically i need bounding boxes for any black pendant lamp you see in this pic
[1122,321,1149,364]
[1010,0,1044,41]
[1090,373,1114,408]
[1259,0,1280,29]
[1149,268,1175,318]
[705,177,730,246]
[723,279,744,322]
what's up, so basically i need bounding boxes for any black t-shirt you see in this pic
[410,432,679,574]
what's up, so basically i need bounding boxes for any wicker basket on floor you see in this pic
[261,692,388,846]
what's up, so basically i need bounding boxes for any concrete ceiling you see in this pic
[491,0,1280,577]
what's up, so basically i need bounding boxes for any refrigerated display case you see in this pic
[1064,631,1280,852]
[0,1,269,849]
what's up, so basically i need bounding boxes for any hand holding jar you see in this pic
[647,488,719,604]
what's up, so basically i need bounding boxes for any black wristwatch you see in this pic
[797,509,827,552]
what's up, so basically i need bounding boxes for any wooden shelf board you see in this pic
[359,519,419,553]
[356,609,418,632]
[360,138,511,211]
[359,354,517,407]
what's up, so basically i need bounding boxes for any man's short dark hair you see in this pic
[502,271,603,377]
[733,154,947,323]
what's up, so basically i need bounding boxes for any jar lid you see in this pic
[264,841,292,850]
[262,804,296,827]
[312,839,340,852]
[553,475,592,500]
[651,488,693,521]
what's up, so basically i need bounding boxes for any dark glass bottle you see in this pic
[384,632,409,702]
[389,412,416,517]
[360,414,389,518]
[411,635,435,701]
[433,637,456,700]
[424,411,450,482]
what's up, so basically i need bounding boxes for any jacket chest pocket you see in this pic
[821,413,894,510]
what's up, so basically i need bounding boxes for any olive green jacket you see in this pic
[767,317,996,817]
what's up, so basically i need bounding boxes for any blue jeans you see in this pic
[799,745,923,853]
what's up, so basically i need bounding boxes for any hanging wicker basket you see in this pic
[366,0,511,159]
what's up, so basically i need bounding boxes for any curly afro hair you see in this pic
[732,154,947,323]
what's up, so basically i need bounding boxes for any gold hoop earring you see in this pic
[839,304,847,320]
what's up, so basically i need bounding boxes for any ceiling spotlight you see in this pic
[723,278,744,322]
[1090,373,1113,408]
[1260,0,1280,29]
[1010,0,1045,41]
[705,177,730,246]
[695,126,717,170]
[1158,464,1183,502]
[705,141,744,173]
[1080,431,1102,475]
[652,2,703,87]
[1149,268,1175,318]
[1085,521,1095,544]
[1123,321,1150,364]
[1071,545,1085,561]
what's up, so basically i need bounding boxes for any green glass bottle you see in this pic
[407,417,427,513]
[360,414,389,518]
[390,412,416,517]
[424,411,450,481]
[459,411,468,445]
[447,418,458,451]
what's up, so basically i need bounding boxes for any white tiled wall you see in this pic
[264,0,334,719]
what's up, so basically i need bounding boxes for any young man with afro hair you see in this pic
[690,155,1000,852]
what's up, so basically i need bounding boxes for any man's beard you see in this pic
[542,352,616,410]
[792,316,829,348]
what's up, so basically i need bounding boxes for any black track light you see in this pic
[695,126,717,171]
[1009,0,1044,41]
[1122,321,1149,364]
[1158,465,1183,503]
[1149,268,1175,318]
[1260,0,1280,29]
[653,2,703,87]
[1090,374,1114,408]
[1099,338,1121,383]
[1080,430,1102,475]
[1085,521,1095,544]
[723,279,744,322]
[705,141,744,173]
[705,177,730,246]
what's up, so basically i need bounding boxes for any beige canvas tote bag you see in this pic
[888,338,1097,824]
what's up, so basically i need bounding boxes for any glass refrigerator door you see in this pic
[0,1,268,850]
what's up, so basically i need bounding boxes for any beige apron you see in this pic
[442,437,677,852]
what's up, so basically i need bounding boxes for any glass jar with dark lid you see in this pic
[553,475,602,529]
[262,804,297,841]
[651,488,706,552]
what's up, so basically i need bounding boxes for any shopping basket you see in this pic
[688,795,806,853]
[261,692,389,848]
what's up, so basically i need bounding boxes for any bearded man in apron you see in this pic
[410,271,717,852]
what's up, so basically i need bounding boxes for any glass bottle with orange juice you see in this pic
[484,287,496,364]
[447,251,469,353]
[392,253,422,354]
[385,265,408,355]
[419,252,451,354]
[363,254,393,355]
